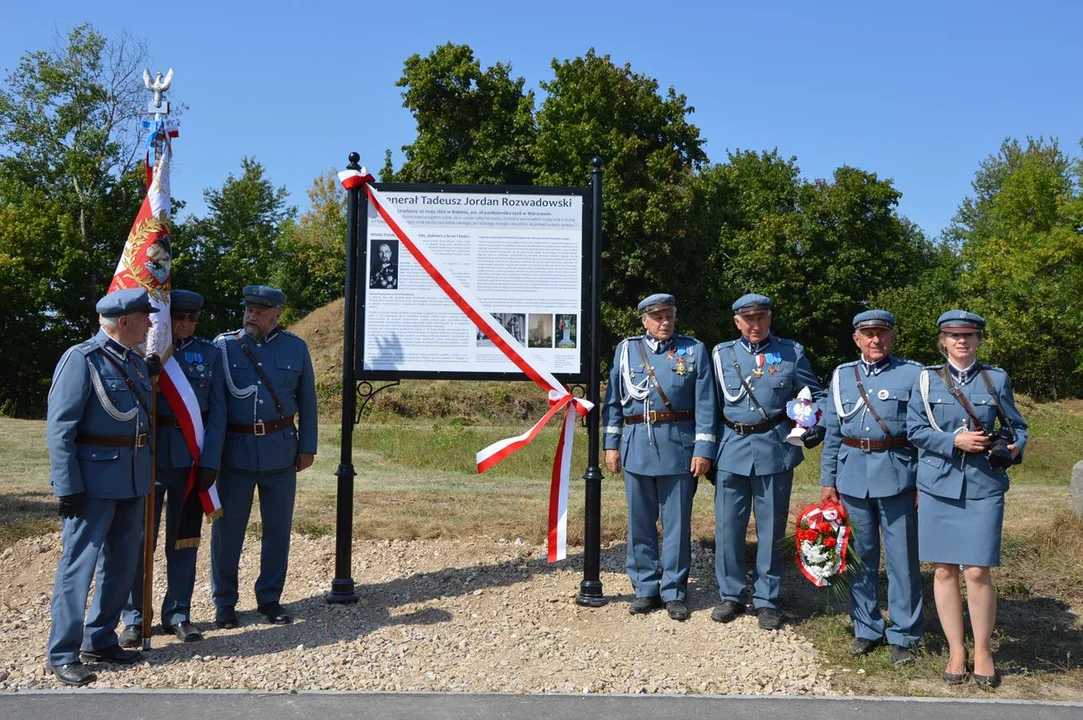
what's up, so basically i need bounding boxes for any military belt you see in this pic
[722,412,788,435]
[227,415,296,436]
[75,432,149,448]
[841,435,909,452]
[623,410,694,425]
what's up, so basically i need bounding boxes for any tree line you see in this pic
[1,26,1080,416]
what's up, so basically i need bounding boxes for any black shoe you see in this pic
[215,606,239,629]
[666,601,690,621]
[257,601,293,625]
[890,644,914,665]
[117,625,142,649]
[46,661,96,687]
[942,668,970,685]
[80,644,140,666]
[710,600,745,623]
[849,637,880,656]
[164,620,203,642]
[974,672,999,690]
[628,596,663,615]
[757,607,783,630]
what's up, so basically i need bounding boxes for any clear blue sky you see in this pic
[3,1,1080,237]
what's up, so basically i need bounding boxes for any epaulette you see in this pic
[776,337,802,349]
[895,358,923,367]
[924,364,943,371]
[716,339,737,349]
[73,339,99,355]
[837,359,860,369]
[278,329,301,339]
[980,364,1006,375]
[192,336,217,348]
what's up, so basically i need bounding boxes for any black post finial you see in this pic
[348,152,361,169]
[591,156,603,170]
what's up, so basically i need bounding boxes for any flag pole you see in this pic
[142,375,158,650]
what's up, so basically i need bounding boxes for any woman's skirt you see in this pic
[917,490,1005,566]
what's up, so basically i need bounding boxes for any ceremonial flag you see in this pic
[108,124,222,548]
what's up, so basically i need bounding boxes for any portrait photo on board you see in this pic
[369,239,399,290]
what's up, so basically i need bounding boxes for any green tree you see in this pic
[271,169,347,322]
[0,24,149,415]
[176,157,295,337]
[386,43,537,185]
[948,137,1083,399]
[534,49,708,350]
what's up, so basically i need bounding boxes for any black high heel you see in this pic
[942,649,970,686]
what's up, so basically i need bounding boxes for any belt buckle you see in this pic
[860,438,872,452]
[735,423,749,435]
[136,433,148,448]
[648,410,659,423]
[254,421,266,437]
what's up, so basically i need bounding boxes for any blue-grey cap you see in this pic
[732,293,772,315]
[853,309,895,330]
[96,288,159,318]
[241,284,286,308]
[937,309,985,331]
[170,289,204,313]
[637,293,676,313]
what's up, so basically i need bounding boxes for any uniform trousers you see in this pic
[840,490,923,647]
[624,470,696,602]
[211,465,296,609]
[714,470,792,609]
[47,496,144,665]
[123,467,199,629]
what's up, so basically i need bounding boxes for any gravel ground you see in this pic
[0,531,834,695]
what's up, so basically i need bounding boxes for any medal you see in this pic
[197,364,205,372]
[877,389,889,400]
[675,357,687,376]
[687,346,695,357]
[677,346,686,356]
[768,365,778,375]
[753,368,764,378]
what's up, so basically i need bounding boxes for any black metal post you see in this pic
[327,152,362,604]
[577,156,606,607]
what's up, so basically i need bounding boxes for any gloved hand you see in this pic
[801,424,827,449]
[58,492,86,519]
[145,353,162,377]
[198,467,217,493]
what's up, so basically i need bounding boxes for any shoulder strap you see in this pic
[236,332,287,419]
[938,368,987,434]
[851,365,893,436]
[634,338,675,411]
[979,368,1013,431]
[728,345,769,421]
[99,351,152,419]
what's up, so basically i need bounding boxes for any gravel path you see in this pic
[0,532,833,695]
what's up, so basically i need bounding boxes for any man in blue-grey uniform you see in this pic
[44,289,156,686]
[119,290,226,646]
[711,293,825,630]
[603,293,717,621]
[211,285,317,628]
[819,310,923,664]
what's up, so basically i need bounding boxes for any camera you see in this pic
[987,427,1018,470]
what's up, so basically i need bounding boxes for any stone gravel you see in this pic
[0,532,833,695]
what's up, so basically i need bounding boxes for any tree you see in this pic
[0,24,149,415]
[176,157,295,337]
[385,43,537,185]
[948,137,1083,399]
[271,169,347,323]
[534,49,708,350]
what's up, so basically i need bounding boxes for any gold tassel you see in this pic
[173,538,201,550]
[205,508,224,522]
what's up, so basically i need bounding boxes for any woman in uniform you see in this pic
[907,310,1028,689]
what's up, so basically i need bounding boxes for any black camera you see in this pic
[987,428,1018,470]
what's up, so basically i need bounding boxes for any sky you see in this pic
[2,0,1081,238]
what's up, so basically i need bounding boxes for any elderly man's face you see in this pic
[734,310,771,344]
[641,306,676,341]
[853,327,894,363]
[378,244,392,264]
[244,304,281,340]
[171,311,199,341]
[118,311,153,348]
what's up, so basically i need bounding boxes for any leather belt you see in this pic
[75,432,149,448]
[842,435,910,452]
[227,415,295,436]
[722,412,788,436]
[623,410,694,425]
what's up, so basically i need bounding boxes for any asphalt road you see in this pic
[2,692,1082,720]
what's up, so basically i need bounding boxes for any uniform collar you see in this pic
[642,333,672,354]
[98,329,132,362]
[860,355,892,377]
[244,326,281,345]
[739,334,773,355]
[175,336,194,351]
[947,360,979,385]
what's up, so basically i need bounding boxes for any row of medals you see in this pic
[667,344,694,376]
[753,352,782,378]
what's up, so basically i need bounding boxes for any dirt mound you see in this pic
[288,299,565,423]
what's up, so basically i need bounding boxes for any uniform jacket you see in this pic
[46,329,152,499]
[906,364,1029,500]
[215,327,318,473]
[603,334,717,476]
[157,335,226,471]
[820,356,921,498]
[712,335,824,476]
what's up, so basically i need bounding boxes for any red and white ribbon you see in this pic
[344,172,592,561]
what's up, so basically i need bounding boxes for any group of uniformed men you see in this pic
[44,285,317,687]
[604,292,980,667]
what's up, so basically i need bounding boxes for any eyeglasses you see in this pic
[172,313,199,322]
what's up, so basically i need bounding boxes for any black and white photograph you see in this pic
[369,239,399,290]
[476,313,526,347]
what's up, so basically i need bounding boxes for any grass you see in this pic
[2,393,1081,697]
